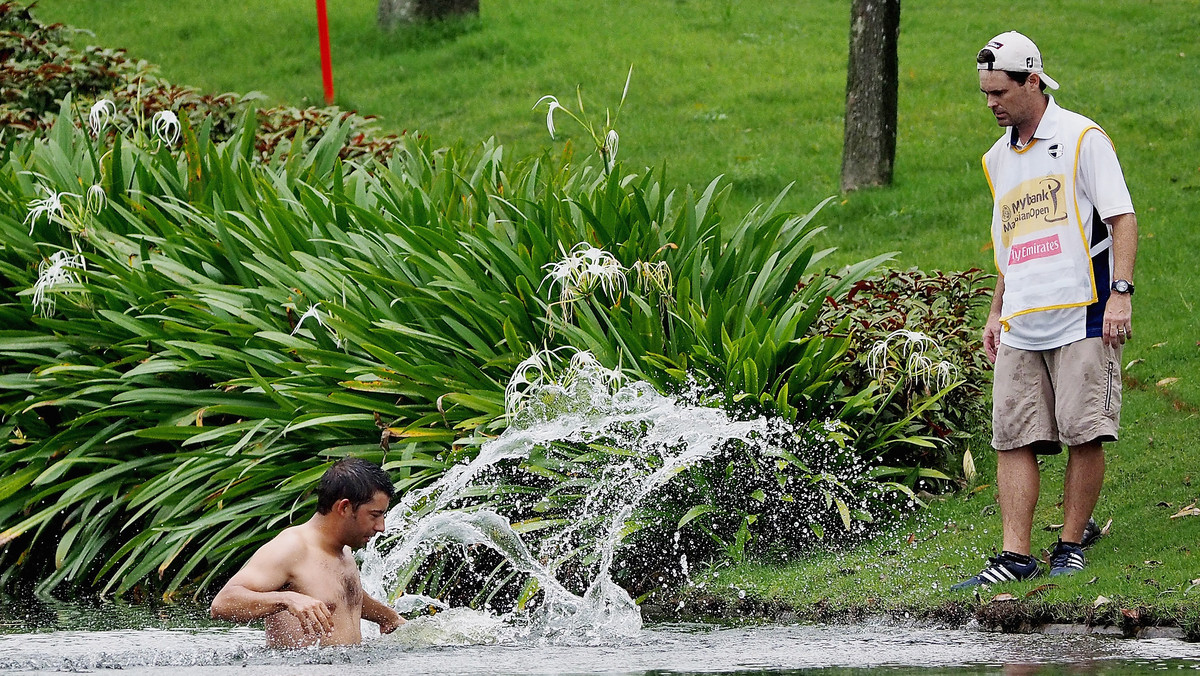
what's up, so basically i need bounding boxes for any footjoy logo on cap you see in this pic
[1047,143,1064,158]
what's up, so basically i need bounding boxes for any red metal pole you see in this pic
[315,0,335,105]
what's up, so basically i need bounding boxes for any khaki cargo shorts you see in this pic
[992,337,1122,453]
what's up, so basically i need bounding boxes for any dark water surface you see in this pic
[1,597,1197,675]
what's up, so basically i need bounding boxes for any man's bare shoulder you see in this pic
[239,525,311,573]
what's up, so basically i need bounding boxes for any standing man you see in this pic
[211,458,405,646]
[953,31,1138,589]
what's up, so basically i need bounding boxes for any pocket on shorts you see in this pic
[1104,358,1115,412]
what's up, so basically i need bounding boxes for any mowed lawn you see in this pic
[33,0,1200,613]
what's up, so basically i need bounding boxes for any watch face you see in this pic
[1112,280,1133,294]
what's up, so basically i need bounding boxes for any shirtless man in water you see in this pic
[210,458,404,647]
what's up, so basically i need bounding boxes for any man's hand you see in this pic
[283,591,334,637]
[377,608,405,635]
[362,593,404,634]
[1102,292,1133,347]
[983,314,1003,364]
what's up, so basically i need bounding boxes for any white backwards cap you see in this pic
[977,31,1059,90]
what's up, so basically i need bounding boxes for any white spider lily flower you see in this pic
[542,243,627,304]
[603,129,619,171]
[503,347,623,420]
[290,303,328,336]
[631,260,672,296]
[504,348,564,419]
[151,110,181,145]
[866,329,957,389]
[533,95,563,139]
[32,251,84,317]
[928,358,958,391]
[85,184,107,214]
[23,188,68,235]
[567,350,624,391]
[866,329,933,378]
[88,99,116,136]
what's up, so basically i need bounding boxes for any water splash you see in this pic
[360,349,771,642]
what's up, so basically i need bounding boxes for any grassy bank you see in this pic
[682,387,1200,637]
[27,0,1200,629]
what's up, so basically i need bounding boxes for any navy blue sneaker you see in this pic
[951,551,1041,590]
[1049,540,1086,577]
[1080,517,1103,549]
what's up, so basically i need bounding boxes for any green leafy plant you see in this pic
[812,267,995,486]
[0,3,985,600]
[0,94,891,598]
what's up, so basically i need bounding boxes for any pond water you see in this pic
[5,357,1198,675]
[1,599,1198,675]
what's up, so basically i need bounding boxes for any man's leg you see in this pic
[1062,441,1104,543]
[997,446,1040,555]
[951,344,1051,590]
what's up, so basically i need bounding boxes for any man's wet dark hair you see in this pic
[315,457,394,514]
[976,48,1047,91]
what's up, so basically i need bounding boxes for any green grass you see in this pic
[701,388,1200,633]
[29,0,1200,619]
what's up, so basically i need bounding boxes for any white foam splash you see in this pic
[359,349,769,643]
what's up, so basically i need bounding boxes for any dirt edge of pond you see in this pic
[642,594,1199,642]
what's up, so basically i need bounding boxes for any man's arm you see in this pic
[1102,212,1138,347]
[361,593,404,634]
[983,272,1006,364]
[209,534,334,637]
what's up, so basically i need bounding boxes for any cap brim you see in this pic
[1039,72,1060,90]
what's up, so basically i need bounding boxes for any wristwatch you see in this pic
[1111,279,1135,295]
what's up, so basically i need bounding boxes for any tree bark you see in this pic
[378,0,479,29]
[840,0,900,192]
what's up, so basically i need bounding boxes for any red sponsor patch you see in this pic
[1009,234,1062,265]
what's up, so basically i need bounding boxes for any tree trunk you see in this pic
[378,0,479,29]
[840,0,900,192]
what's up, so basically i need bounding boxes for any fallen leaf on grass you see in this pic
[1087,577,1099,585]
[1121,608,1140,621]
[1025,584,1058,597]
[1170,502,1200,519]
[1152,342,1168,348]
[1156,377,1180,387]
[1143,560,1163,567]
[1045,518,1113,534]
[1126,358,1144,369]
[991,593,1018,603]
[1094,595,1111,608]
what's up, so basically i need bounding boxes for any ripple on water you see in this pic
[2,621,1199,675]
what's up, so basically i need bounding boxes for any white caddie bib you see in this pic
[983,108,1112,330]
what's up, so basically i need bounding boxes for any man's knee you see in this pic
[1066,439,1105,456]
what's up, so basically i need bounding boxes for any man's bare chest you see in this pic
[283,554,363,614]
